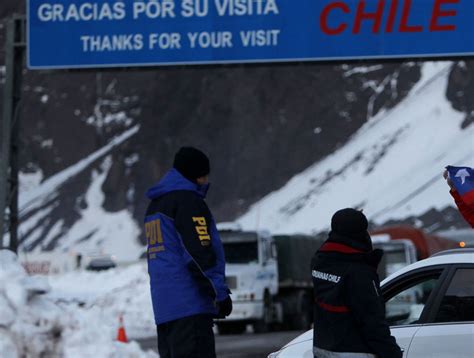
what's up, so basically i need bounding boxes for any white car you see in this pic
[268,249,474,358]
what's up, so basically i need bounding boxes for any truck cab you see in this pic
[217,223,278,334]
[372,234,418,280]
[217,223,321,334]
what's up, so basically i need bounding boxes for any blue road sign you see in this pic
[27,0,474,69]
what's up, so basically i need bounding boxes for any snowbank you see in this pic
[0,250,157,358]
[47,260,156,340]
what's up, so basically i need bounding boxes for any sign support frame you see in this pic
[0,16,26,252]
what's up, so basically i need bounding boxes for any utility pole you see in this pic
[0,16,26,252]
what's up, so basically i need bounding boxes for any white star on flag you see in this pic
[455,169,471,185]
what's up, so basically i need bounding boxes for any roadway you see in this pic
[136,330,303,358]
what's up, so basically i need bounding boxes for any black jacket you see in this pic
[311,237,402,358]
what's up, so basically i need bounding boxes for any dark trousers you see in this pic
[157,314,216,358]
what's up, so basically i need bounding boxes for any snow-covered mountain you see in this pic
[4,60,472,263]
[12,126,145,262]
[237,62,474,235]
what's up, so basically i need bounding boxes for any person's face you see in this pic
[196,175,209,185]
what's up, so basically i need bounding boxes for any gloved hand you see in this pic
[216,295,233,318]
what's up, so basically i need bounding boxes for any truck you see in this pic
[216,224,324,334]
[371,226,459,280]
[217,225,456,334]
[371,226,458,261]
[371,234,418,280]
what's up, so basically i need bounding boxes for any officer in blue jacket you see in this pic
[145,147,232,358]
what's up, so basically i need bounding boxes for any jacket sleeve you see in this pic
[450,189,474,228]
[175,193,228,302]
[346,268,403,358]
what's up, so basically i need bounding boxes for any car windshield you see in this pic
[221,232,259,264]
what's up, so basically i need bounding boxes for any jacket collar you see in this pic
[319,242,365,254]
[318,242,384,269]
[146,168,209,200]
[327,231,373,252]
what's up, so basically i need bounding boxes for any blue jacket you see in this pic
[145,169,229,325]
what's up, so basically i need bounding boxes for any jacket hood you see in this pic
[146,168,209,200]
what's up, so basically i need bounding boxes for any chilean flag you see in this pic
[446,166,474,205]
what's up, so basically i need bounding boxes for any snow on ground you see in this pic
[0,250,157,358]
[46,260,156,340]
[238,62,474,234]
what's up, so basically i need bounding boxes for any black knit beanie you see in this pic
[173,147,210,182]
[329,208,373,251]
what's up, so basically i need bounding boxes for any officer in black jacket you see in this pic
[311,208,402,358]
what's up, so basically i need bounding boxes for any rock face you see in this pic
[236,62,474,235]
[0,7,472,257]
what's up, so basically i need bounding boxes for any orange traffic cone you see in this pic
[116,314,128,343]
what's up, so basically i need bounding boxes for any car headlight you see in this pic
[267,352,280,358]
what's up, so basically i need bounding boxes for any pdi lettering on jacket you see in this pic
[193,217,211,245]
[312,270,341,283]
[146,218,165,259]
